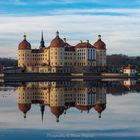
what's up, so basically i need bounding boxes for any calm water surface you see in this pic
[0,80,140,140]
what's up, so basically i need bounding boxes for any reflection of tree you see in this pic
[0,87,17,98]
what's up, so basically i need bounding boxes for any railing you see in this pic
[0,73,4,77]
[71,73,83,76]
[101,73,127,76]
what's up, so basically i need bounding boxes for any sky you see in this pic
[0,0,140,58]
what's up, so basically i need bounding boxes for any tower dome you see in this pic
[93,35,106,50]
[94,103,106,118]
[50,106,65,122]
[18,35,31,50]
[18,103,31,118]
[50,31,65,48]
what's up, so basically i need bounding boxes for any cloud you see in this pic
[0,7,140,17]
[0,1,140,57]
[42,8,140,16]
[0,12,140,58]
[0,0,27,6]
[0,0,140,17]
[0,0,139,6]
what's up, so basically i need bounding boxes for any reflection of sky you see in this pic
[0,89,140,139]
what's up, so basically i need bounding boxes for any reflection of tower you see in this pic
[75,87,96,113]
[50,106,65,122]
[40,104,45,123]
[18,84,31,119]
[50,85,65,122]
[94,86,106,118]
[18,103,31,119]
[18,82,50,119]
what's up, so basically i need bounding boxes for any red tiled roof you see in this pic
[75,105,92,111]
[94,103,106,113]
[75,42,93,48]
[50,36,65,48]
[50,106,65,117]
[31,49,45,53]
[93,39,106,50]
[18,35,31,50]
[18,40,31,50]
[18,103,31,113]
[124,64,135,69]
[65,46,75,51]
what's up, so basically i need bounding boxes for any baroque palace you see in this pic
[18,31,106,73]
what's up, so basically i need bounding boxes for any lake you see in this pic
[0,79,140,140]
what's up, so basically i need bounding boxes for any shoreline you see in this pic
[0,73,131,82]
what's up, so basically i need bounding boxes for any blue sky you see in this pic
[0,0,140,16]
[0,0,140,57]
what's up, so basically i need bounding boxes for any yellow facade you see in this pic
[96,49,106,67]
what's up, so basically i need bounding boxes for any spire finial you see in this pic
[98,113,101,118]
[40,104,45,123]
[56,31,59,36]
[56,116,59,123]
[24,112,26,119]
[40,31,45,48]
[41,31,44,41]
[98,34,101,40]
[23,33,26,40]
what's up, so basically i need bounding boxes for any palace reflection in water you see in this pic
[17,79,140,122]
[18,81,106,122]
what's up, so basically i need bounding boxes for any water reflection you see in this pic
[18,81,106,122]
[15,79,139,122]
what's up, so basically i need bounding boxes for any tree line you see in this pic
[0,54,140,71]
[107,54,140,72]
[0,58,17,68]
